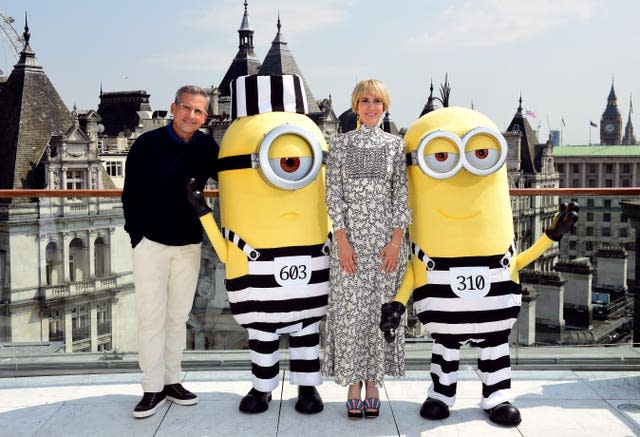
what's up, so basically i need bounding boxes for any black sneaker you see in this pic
[163,383,198,406]
[133,392,166,418]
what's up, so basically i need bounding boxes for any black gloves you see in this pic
[380,301,406,343]
[545,201,579,241]
[186,178,212,217]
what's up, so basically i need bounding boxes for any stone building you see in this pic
[0,22,136,353]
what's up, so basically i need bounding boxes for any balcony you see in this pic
[0,188,639,435]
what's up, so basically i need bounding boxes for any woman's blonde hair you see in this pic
[350,79,390,112]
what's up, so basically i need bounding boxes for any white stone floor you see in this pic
[0,369,639,437]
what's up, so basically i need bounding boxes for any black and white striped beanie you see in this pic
[231,74,308,119]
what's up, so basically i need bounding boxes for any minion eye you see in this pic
[424,151,459,174]
[461,127,508,176]
[415,130,464,179]
[269,156,313,181]
[258,125,324,190]
[465,148,500,170]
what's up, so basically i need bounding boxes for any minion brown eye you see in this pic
[475,149,489,159]
[435,152,448,162]
[280,157,301,173]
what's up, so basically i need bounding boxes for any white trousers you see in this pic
[133,237,201,392]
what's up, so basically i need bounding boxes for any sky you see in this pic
[2,0,639,146]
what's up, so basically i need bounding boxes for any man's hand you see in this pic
[186,178,212,217]
[545,201,579,241]
[380,301,405,343]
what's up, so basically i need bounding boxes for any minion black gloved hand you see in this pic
[186,178,212,217]
[380,301,405,343]
[545,201,579,241]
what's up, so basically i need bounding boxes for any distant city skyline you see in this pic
[2,0,639,145]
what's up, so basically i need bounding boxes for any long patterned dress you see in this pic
[321,124,411,386]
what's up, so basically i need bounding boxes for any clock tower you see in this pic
[600,80,622,145]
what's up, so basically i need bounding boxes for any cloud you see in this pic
[411,0,594,48]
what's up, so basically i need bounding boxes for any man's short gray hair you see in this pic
[174,85,210,107]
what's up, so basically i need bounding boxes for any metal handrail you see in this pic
[0,188,639,198]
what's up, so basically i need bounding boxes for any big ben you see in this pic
[600,80,622,145]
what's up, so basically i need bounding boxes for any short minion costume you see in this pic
[197,75,330,411]
[388,107,577,426]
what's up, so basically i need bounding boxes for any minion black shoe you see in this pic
[485,402,521,426]
[239,388,272,414]
[419,397,450,420]
[295,386,324,414]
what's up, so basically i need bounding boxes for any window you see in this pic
[621,214,628,222]
[97,300,112,336]
[557,164,564,173]
[105,161,123,177]
[586,241,593,251]
[602,227,610,237]
[588,164,596,174]
[49,309,64,341]
[66,170,85,189]
[603,213,611,222]
[622,164,631,173]
[69,238,87,282]
[605,164,613,173]
[604,199,612,208]
[622,179,631,187]
[588,179,597,188]
[572,178,580,188]
[45,242,62,285]
[586,212,594,221]
[605,179,613,187]
[569,241,577,250]
[572,164,580,173]
[587,199,594,207]
[620,228,628,238]
[586,227,593,236]
[71,304,90,341]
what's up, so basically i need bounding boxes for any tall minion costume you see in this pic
[187,74,329,415]
[380,107,578,426]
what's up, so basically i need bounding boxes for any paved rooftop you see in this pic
[1,366,640,437]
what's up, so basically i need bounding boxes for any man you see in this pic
[122,85,219,418]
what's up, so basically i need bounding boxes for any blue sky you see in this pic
[2,0,639,145]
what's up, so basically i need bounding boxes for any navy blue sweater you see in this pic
[122,124,219,247]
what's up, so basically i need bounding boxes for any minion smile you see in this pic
[436,208,481,221]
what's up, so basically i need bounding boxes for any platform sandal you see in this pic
[363,397,380,418]
[346,399,364,419]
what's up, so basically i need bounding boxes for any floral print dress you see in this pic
[321,124,411,386]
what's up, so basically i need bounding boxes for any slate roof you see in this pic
[257,17,320,113]
[0,24,72,189]
[505,97,540,174]
[217,1,261,97]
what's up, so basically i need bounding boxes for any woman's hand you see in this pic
[338,240,356,275]
[335,229,356,275]
[378,240,401,274]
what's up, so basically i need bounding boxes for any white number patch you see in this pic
[274,256,312,287]
[449,267,491,298]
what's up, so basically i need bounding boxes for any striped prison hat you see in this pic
[231,74,308,119]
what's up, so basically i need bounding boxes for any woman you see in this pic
[322,79,411,419]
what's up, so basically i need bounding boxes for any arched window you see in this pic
[69,238,88,282]
[94,236,109,277]
[46,242,62,285]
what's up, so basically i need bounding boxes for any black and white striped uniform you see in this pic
[224,228,330,392]
[411,242,521,409]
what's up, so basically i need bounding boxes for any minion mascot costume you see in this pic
[380,107,578,426]
[187,74,329,415]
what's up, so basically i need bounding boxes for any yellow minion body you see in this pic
[395,107,554,303]
[201,111,329,279]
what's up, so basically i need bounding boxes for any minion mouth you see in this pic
[280,212,300,220]
[437,208,481,220]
